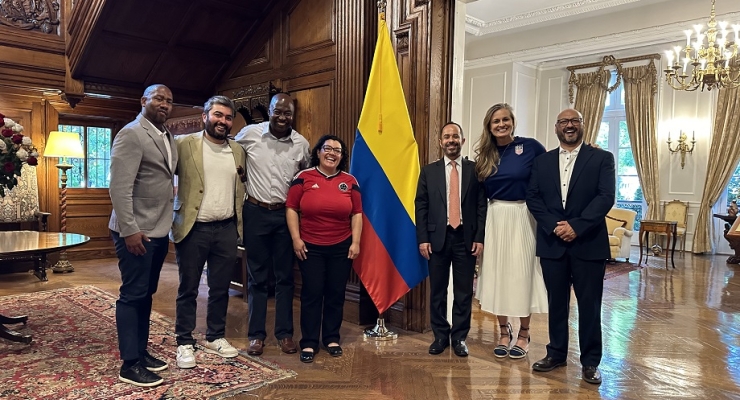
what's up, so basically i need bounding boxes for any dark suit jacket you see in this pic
[526,144,615,260]
[415,158,487,253]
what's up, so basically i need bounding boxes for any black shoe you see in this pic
[428,338,449,355]
[451,340,468,357]
[300,349,315,363]
[119,362,164,387]
[532,356,567,372]
[325,345,343,357]
[582,366,602,384]
[141,352,168,372]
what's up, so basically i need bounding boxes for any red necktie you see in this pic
[449,160,460,229]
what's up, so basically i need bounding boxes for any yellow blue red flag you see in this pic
[349,17,428,314]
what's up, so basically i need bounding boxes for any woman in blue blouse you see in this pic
[474,103,548,359]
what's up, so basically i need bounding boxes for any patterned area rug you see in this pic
[605,260,640,280]
[0,286,295,400]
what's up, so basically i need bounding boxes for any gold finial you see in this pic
[377,0,387,20]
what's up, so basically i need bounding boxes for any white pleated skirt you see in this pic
[475,200,548,317]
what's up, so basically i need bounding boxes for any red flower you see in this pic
[0,112,5,120]
[3,162,14,173]
[26,156,38,166]
[11,134,23,144]
[1,128,12,137]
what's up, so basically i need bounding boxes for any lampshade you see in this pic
[45,131,84,158]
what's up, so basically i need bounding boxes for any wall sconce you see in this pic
[667,130,696,169]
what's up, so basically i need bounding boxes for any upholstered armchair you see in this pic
[606,207,637,261]
[0,164,50,232]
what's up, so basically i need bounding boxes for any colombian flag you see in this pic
[349,17,428,314]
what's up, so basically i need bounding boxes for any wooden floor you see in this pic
[1,248,739,399]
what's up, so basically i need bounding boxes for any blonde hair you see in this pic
[474,103,516,181]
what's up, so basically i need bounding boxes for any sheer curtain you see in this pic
[570,69,610,144]
[622,62,660,220]
[693,84,740,253]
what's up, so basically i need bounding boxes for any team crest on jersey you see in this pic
[515,144,524,155]
[338,182,349,192]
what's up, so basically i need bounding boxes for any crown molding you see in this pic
[465,11,740,70]
[465,0,642,36]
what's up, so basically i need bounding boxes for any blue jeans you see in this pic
[111,230,169,361]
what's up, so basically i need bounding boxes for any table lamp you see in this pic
[44,131,85,273]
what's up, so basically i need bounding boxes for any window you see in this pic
[724,163,740,208]
[595,71,645,231]
[57,124,113,188]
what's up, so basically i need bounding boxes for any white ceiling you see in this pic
[464,0,674,39]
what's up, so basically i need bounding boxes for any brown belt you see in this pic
[247,196,286,210]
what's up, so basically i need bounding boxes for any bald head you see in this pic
[141,84,173,130]
[268,93,295,138]
[555,108,584,151]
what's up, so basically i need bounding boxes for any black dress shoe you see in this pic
[300,350,315,363]
[119,362,164,387]
[428,339,449,355]
[532,356,567,372]
[582,366,602,384]
[141,352,168,372]
[325,345,343,357]
[451,340,468,357]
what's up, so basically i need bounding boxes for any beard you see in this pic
[443,142,461,158]
[205,118,230,140]
[557,127,583,145]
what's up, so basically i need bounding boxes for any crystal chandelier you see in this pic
[664,0,740,91]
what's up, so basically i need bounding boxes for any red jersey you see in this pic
[286,168,362,245]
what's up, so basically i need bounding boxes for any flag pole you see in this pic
[364,312,398,340]
[362,0,397,342]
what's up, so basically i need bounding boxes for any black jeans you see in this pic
[175,219,237,344]
[242,201,295,340]
[298,237,352,350]
[112,230,169,362]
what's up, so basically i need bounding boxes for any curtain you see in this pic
[693,84,740,253]
[622,62,660,220]
[571,69,610,144]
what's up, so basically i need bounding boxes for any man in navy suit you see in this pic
[415,122,487,357]
[526,108,615,384]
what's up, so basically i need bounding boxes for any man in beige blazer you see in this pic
[109,84,178,387]
[170,95,247,369]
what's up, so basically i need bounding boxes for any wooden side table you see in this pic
[638,220,677,269]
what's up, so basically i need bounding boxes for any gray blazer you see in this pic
[108,113,179,238]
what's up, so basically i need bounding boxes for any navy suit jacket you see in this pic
[415,158,487,253]
[526,144,615,260]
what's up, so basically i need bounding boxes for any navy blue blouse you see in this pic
[483,136,546,201]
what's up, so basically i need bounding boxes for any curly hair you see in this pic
[474,103,516,181]
[310,134,349,172]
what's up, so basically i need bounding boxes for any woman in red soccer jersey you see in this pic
[286,134,363,363]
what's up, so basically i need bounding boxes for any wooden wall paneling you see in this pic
[284,0,335,66]
[288,84,333,146]
[64,189,114,259]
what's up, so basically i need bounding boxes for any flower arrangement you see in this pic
[0,112,39,197]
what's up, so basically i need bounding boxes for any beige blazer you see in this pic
[170,131,246,243]
[109,114,178,238]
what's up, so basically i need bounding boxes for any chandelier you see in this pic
[664,0,740,91]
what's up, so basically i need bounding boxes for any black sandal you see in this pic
[326,345,343,357]
[494,322,513,358]
[300,349,315,363]
[509,326,530,359]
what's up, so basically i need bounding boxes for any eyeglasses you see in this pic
[556,118,582,127]
[321,145,343,155]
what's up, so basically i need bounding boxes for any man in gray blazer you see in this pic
[109,84,178,388]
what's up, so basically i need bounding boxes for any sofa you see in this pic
[606,207,637,261]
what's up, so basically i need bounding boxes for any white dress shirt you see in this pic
[558,142,583,208]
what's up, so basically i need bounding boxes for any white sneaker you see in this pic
[204,338,239,358]
[176,344,196,369]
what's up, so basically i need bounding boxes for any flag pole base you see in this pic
[364,317,398,340]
